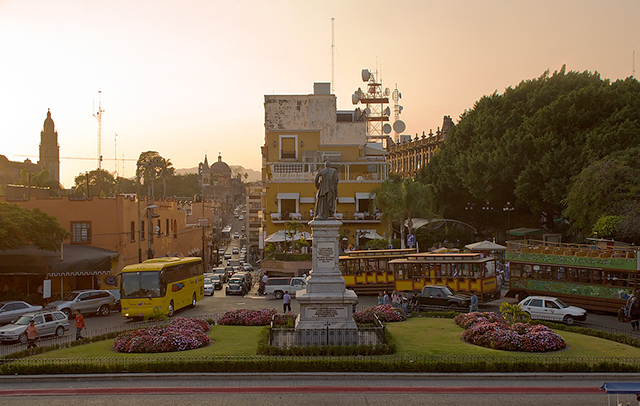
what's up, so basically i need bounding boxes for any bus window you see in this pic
[579,269,591,284]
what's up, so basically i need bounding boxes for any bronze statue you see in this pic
[314,161,338,219]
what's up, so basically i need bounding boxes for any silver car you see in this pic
[47,290,116,318]
[0,301,43,325]
[0,310,69,343]
[518,296,587,325]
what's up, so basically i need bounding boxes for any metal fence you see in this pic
[269,326,383,347]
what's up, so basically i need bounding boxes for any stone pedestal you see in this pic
[295,218,358,331]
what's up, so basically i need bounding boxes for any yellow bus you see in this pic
[120,257,205,319]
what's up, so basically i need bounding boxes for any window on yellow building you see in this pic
[130,222,136,243]
[280,136,297,159]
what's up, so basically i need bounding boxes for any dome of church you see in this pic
[211,153,231,173]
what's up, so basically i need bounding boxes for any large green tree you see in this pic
[372,174,437,249]
[71,169,116,198]
[0,202,70,251]
[419,66,640,239]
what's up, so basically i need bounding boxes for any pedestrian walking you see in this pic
[469,291,479,313]
[75,309,85,340]
[283,291,291,313]
[26,319,40,349]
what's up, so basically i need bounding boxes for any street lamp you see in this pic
[503,202,515,231]
[481,201,493,234]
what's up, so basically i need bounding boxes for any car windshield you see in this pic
[63,292,80,301]
[211,276,220,281]
[555,299,569,308]
[204,278,212,284]
[13,315,32,326]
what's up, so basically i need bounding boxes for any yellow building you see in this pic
[262,83,389,249]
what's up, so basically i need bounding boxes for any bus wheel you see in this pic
[168,301,174,317]
[191,293,197,308]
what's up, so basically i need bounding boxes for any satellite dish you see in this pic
[398,105,404,112]
[384,107,391,116]
[393,120,406,133]
[384,87,390,96]
[361,69,370,82]
[364,107,371,116]
[352,93,360,104]
[383,123,392,134]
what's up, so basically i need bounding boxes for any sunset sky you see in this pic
[2,0,639,187]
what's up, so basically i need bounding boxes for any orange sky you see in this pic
[1,0,639,187]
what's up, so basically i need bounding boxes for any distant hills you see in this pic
[175,165,261,182]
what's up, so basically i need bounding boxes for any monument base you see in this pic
[295,289,359,330]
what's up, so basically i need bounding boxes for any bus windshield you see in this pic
[121,271,163,298]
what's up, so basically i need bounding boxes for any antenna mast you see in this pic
[114,132,118,176]
[634,48,636,78]
[93,90,105,170]
[331,17,335,94]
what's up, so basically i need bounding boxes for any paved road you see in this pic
[0,372,632,405]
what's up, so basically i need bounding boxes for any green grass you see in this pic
[29,325,263,359]
[26,318,640,359]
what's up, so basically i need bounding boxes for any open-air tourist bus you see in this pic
[120,257,205,319]
[389,252,501,302]
[221,225,232,241]
[339,248,416,294]
[505,239,639,313]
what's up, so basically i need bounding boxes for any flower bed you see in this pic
[114,318,211,353]
[354,305,406,324]
[454,312,566,352]
[219,309,277,326]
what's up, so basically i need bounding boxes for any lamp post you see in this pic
[503,201,515,232]
[138,204,158,261]
[481,201,493,236]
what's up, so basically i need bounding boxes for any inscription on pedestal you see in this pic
[306,306,347,319]
[317,242,335,266]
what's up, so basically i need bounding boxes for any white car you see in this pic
[203,278,215,296]
[518,296,587,325]
[233,232,239,239]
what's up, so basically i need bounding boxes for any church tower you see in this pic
[38,109,60,183]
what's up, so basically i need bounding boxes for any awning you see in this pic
[277,192,299,200]
[338,197,355,204]
[508,227,544,236]
[465,240,507,251]
[364,143,388,156]
[600,382,640,394]
[0,245,118,277]
[300,197,315,204]
[355,192,374,200]
[363,232,384,240]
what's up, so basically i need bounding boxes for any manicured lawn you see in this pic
[27,317,640,359]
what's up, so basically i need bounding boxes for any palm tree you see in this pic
[372,174,437,250]
[136,151,164,198]
[284,220,304,253]
[158,157,175,198]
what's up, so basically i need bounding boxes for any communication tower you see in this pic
[93,90,105,170]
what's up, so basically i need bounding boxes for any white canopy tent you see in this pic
[465,240,507,251]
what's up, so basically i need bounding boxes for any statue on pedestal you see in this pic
[314,161,338,219]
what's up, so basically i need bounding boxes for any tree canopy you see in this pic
[0,202,70,251]
[419,66,640,241]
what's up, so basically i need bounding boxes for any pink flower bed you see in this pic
[454,312,566,352]
[354,305,406,323]
[114,317,211,353]
[219,308,277,326]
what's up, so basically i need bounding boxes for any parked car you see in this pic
[0,301,43,325]
[224,253,232,260]
[209,275,223,290]
[226,278,246,296]
[204,277,215,296]
[518,296,587,325]
[0,310,70,344]
[243,264,254,272]
[263,277,307,299]
[46,289,116,318]
[415,285,470,310]
[232,247,239,254]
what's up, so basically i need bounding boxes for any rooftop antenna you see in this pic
[331,17,335,94]
[633,48,636,78]
[114,132,118,176]
[93,90,105,170]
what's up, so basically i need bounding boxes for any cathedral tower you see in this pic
[38,109,60,183]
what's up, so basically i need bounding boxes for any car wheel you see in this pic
[191,293,197,308]
[56,326,65,337]
[274,291,284,300]
[99,305,110,317]
[19,333,28,344]
[167,301,174,317]
[564,315,575,326]
[62,308,71,319]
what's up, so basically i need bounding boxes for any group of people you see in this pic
[25,309,85,349]
[377,290,419,315]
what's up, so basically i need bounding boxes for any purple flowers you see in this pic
[113,317,211,353]
[454,312,566,352]
[219,309,278,326]
[354,305,407,323]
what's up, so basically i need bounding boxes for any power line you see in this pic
[5,154,137,162]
